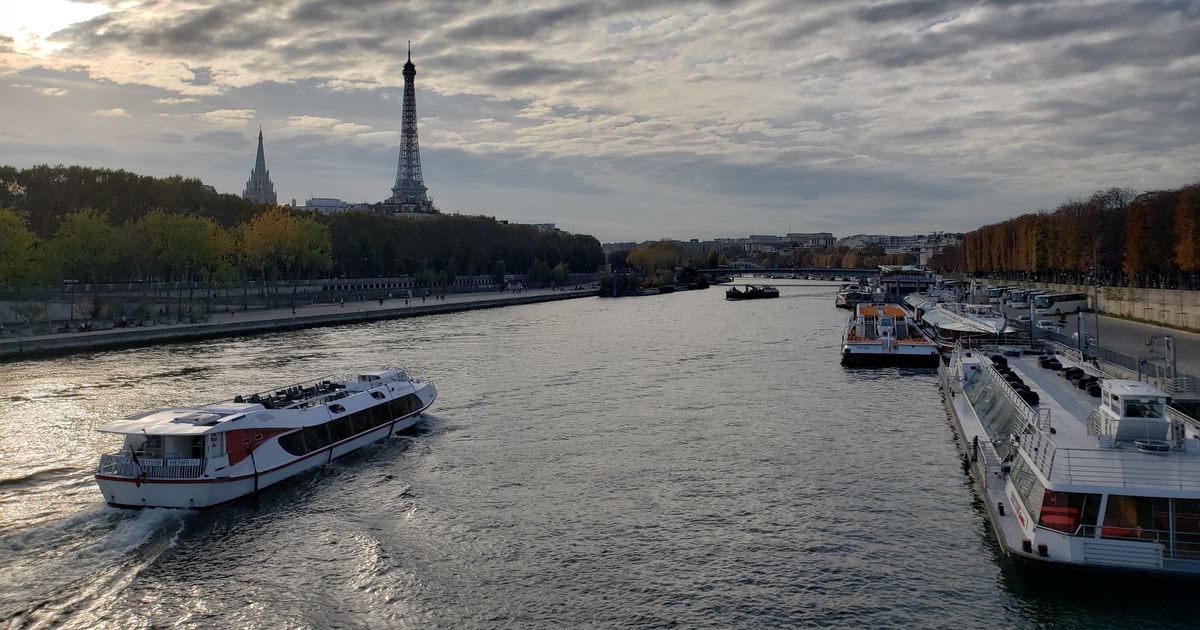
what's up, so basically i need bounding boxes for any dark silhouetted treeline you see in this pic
[0,164,603,288]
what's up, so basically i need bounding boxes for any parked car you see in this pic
[1015,315,1032,326]
[1036,319,1057,331]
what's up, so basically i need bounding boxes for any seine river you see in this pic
[0,281,1195,628]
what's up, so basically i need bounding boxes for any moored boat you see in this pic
[94,368,437,508]
[726,285,780,300]
[941,345,1200,577]
[835,284,874,309]
[841,302,940,367]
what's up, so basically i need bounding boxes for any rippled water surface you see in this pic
[1,281,1196,628]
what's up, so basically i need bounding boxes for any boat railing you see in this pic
[981,359,1038,428]
[234,375,345,409]
[1021,428,1059,481]
[98,453,204,480]
[1049,341,1084,365]
[1024,446,1200,489]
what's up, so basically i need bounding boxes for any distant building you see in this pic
[304,198,374,214]
[838,234,927,254]
[747,234,784,254]
[785,232,835,249]
[243,128,277,204]
[919,232,963,266]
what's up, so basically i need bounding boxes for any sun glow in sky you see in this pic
[0,0,110,56]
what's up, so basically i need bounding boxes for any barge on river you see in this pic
[941,345,1200,576]
[95,368,437,508]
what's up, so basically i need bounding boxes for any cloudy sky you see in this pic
[1,1,1197,243]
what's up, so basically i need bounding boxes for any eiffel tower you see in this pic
[385,43,435,213]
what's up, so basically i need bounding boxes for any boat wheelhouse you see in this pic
[841,302,940,368]
[95,368,437,508]
[942,346,1200,576]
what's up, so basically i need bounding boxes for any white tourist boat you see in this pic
[841,302,940,367]
[95,368,437,508]
[941,345,1200,576]
[835,284,874,309]
[927,302,1011,336]
[905,294,1019,351]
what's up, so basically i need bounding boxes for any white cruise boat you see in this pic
[835,284,874,309]
[841,302,940,367]
[941,346,1200,576]
[95,368,437,508]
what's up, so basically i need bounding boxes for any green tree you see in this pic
[0,207,42,291]
[241,207,332,306]
[46,208,120,285]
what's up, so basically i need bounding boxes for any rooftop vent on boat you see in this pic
[171,412,220,426]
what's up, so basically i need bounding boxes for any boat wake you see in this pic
[0,507,189,627]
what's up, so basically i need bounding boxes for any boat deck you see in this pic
[857,304,908,318]
[975,352,1200,491]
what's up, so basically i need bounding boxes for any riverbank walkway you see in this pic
[0,286,595,360]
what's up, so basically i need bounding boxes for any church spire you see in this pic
[254,127,267,174]
[244,127,277,204]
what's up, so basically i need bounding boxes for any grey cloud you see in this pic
[186,66,213,86]
[833,1,1200,72]
[445,2,600,41]
[857,0,966,24]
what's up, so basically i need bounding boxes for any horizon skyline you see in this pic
[2,1,1197,244]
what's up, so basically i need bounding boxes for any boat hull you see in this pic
[841,350,940,368]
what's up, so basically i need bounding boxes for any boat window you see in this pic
[1102,495,1169,542]
[389,396,412,418]
[302,425,332,451]
[369,402,392,428]
[143,435,163,458]
[329,404,346,414]
[371,391,386,400]
[1123,400,1163,418]
[1037,490,1100,535]
[278,430,308,456]
[1173,499,1200,561]
[1009,456,1045,515]
[350,409,374,434]
[329,417,355,442]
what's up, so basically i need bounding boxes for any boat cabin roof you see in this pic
[98,403,261,435]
